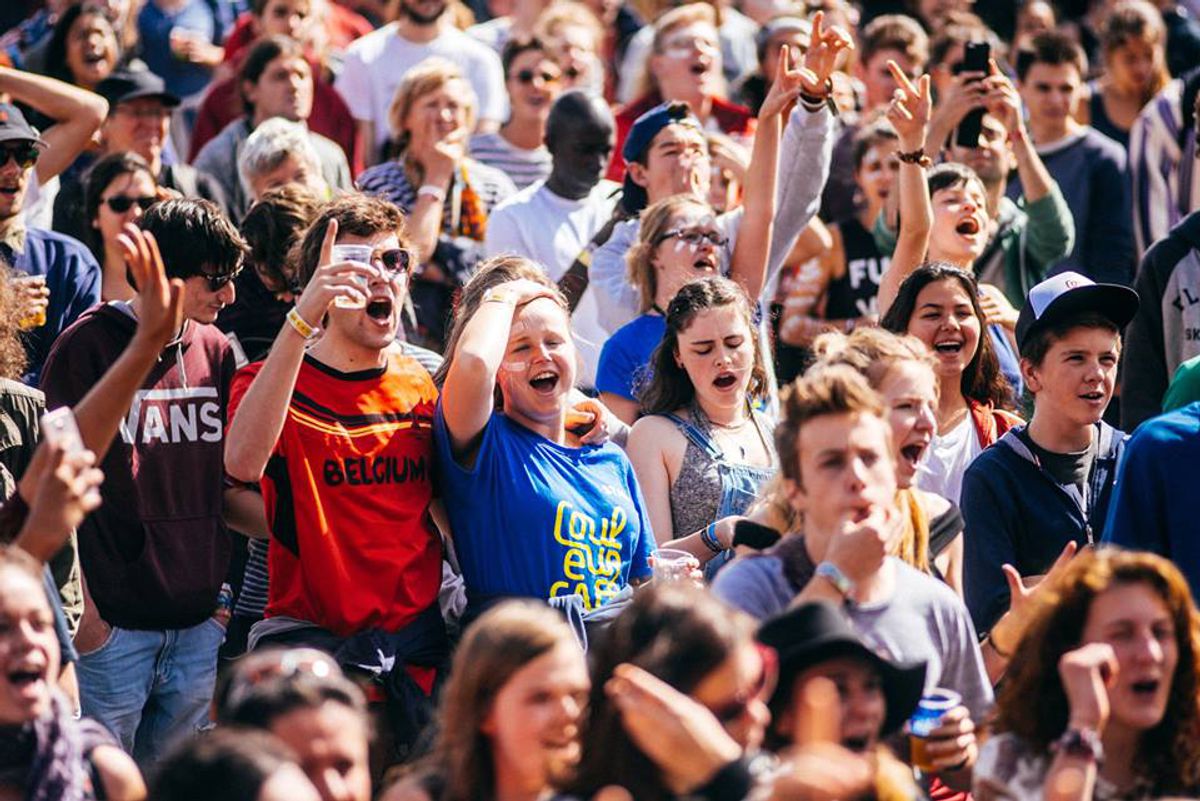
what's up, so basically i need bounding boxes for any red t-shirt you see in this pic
[228,352,441,637]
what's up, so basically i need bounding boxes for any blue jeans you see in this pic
[77,617,225,766]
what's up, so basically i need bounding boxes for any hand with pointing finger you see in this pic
[294,219,379,332]
[761,45,818,119]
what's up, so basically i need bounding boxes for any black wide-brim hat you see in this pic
[757,601,927,738]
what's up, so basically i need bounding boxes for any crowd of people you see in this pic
[4,0,1200,798]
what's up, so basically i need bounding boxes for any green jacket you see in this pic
[872,186,1074,307]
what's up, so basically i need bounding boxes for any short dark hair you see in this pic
[1015,30,1088,82]
[927,161,985,197]
[1020,311,1120,369]
[860,14,928,66]
[83,151,157,262]
[294,194,407,287]
[149,727,299,801]
[501,35,549,78]
[851,119,899,172]
[139,199,248,280]
[239,35,307,117]
[221,673,367,730]
[240,185,322,293]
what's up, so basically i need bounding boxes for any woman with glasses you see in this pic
[468,37,562,190]
[596,197,732,424]
[357,59,516,350]
[84,151,161,301]
[625,278,776,578]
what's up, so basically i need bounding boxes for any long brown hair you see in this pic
[427,602,579,801]
[638,276,768,415]
[0,267,30,381]
[1102,0,1169,103]
[996,549,1200,795]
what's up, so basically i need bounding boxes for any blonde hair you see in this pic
[535,2,604,52]
[638,2,721,99]
[626,195,713,314]
[387,58,478,148]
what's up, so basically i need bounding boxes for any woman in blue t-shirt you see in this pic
[434,256,656,617]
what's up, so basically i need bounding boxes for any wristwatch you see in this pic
[815,561,855,599]
[1051,727,1104,765]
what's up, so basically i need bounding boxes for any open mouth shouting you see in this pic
[694,250,720,272]
[932,336,965,359]
[899,435,930,475]
[1128,676,1163,701]
[712,370,739,390]
[364,295,395,327]
[955,214,983,240]
[5,658,48,708]
[529,368,561,394]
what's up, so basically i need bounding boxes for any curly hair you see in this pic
[0,267,30,381]
[995,549,1200,795]
[638,276,767,415]
[879,262,1014,411]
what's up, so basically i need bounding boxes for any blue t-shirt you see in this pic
[434,404,656,610]
[595,314,666,401]
[138,0,216,100]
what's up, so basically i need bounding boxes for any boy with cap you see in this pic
[960,271,1139,635]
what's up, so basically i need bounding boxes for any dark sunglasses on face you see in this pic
[0,145,39,170]
[707,645,778,725]
[515,68,561,85]
[103,195,156,213]
[200,266,243,291]
[657,228,729,248]
[374,248,415,276]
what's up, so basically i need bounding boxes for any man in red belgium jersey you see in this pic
[225,193,444,754]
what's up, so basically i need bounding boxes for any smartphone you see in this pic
[41,407,85,456]
[954,40,991,148]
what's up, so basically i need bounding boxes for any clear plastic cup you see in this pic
[651,548,696,583]
[330,244,374,309]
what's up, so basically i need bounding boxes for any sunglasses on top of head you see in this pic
[0,144,40,170]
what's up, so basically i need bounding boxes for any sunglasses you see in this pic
[657,228,728,248]
[103,195,156,213]
[199,266,243,291]
[373,248,415,276]
[223,649,340,711]
[0,145,39,170]
[515,68,561,85]
[707,645,778,725]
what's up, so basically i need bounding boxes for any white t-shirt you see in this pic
[919,414,983,505]
[335,23,508,154]
[484,179,620,387]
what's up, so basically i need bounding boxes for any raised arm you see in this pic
[224,220,375,481]
[984,61,1053,205]
[877,63,933,315]
[0,65,107,183]
[728,46,798,301]
[440,280,554,456]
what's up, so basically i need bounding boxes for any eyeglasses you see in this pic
[199,266,243,291]
[656,228,728,248]
[706,645,778,725]
[515,68,562,85]
[373,248,415,276]
[102,195,156,213]
[0,144,39,170]
[660,35,719,58]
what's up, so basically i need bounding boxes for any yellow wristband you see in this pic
[482,287,519,306]
[287,307,317,339]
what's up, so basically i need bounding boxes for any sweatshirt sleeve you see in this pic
[1130,79,1185,256]
[1120,241,1171,430]
[960,457,1020,635]
[1021,183,1074,274]
[1102,424,1170,554]
[590,220,642,333]
[766,104,835,282]
[1081,148,1136,285]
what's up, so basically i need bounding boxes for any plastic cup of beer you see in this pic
[909,688,961,774]
[15,275,47,329]
[651,548,695,583]
[330,244,374,309]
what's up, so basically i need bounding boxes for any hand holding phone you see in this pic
[41,407,85,456]
[954,41,991,148]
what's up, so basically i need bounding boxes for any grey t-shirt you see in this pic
[714,548,994,724]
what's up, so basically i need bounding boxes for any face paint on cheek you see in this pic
[501,359,529,372]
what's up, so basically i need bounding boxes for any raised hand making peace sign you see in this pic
[885,59,933,153]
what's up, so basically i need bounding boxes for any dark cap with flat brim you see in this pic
[620,101,701,214]
[0,104,47,148]
[757,601,927,739]
[96,69,181,110]
[1015,271,1140,353]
